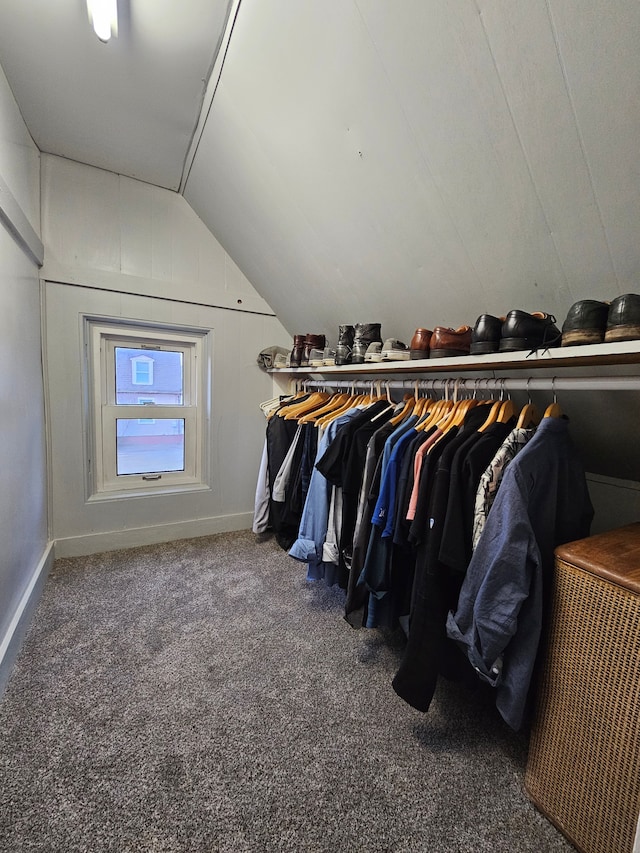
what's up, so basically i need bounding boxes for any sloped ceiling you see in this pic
[0,0,233,191]
[184,0,640,342]
[0,1,639,344]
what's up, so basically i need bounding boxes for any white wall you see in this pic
[185,0,640,342]
[40,156,290,556]
[0,64,52,694]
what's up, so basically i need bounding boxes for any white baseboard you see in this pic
[0,541,55,699]
[53,512,254,558]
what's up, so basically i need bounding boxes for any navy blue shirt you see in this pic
[446,417,593,730]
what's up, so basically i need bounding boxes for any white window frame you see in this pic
[137,397,156,425]
[85,318,210,498]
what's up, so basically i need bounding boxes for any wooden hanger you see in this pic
[389,396,416,425]
[516,402,539,429]
[497,398,515,423]
[316,392,366,427]
[543,402,563,418]
[298,392,349,423]
[478,399,502,432]
[281,392,331,419]
[417,398,451,431]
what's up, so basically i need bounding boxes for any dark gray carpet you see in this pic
[0,531,574,852]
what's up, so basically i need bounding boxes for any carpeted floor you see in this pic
[0,530,574,852]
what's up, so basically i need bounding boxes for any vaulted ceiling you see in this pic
[1,1,639,342]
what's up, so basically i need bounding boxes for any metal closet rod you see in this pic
[297,376,640,392]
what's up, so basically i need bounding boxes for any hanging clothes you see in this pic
[391,405,489,711]
[314,400,393,587]
[471,426,535,549]
[265,384,593,732]
[288,408,362,581]
[253,438,270,534]
[445,416,594,730]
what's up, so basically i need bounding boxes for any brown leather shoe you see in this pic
[290,334,306,368]
[409,328,433,359]
[429,325,472,358]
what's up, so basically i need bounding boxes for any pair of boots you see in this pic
[290,333,326,368]
[336,324,382,365]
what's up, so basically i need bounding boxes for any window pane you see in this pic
[114,347,183,403]
[116,419,185,475]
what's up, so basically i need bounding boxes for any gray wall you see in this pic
[184,0,640,343]
[40,155,291,557]
[0,65,50,692]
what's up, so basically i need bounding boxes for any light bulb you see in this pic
[87,0,118,43]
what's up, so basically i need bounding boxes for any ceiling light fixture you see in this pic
[87,0,118,43]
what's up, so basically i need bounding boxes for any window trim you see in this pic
[84,318,211,498]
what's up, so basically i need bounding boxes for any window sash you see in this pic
[100,405,198,491]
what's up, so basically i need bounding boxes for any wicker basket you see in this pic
[525,523,640,853]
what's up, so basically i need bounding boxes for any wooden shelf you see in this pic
[270,340,640,377]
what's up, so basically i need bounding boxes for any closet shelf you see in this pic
[270,339,640,376]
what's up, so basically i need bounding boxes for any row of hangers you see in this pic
[261,378,563,432]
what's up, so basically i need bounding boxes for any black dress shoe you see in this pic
[604,293,640,343]
[499,310,561,352]
[470,314,503,354]
[561,299,609,346]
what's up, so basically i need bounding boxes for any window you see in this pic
[86,319,210,496]
[131,355,154,385]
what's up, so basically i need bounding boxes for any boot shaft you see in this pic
[290,334,306,368]
[335,324,355,365]
[302,333,326,366]
[352,323,382,363]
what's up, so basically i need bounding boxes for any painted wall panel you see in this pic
[44,282,288,551]
[185,1,484,341]
[0,64,39,232]
[0,228,47,641]
[119,175,154,280]
[185,0,640,344]
[41,154,274,315]
[477,0,616,299]
[548,0,640,291]
[348,0,571,318]
[0,62,47,662]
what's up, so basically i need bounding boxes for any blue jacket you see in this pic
[446,417,593,730]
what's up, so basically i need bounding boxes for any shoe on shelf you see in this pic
[409,328,432,360]
[308,347,326,367]
[364,342,383,363]
[471,314,504,354]
[429,325,472,358]
[352,323,383,364]
[335,324,355,365]
[289,334,306,368]
[301,334,326,366]
[381,339,410,361]
[561,299,610,346]
[604,293,640,343]
[322,347,336,366]
[499,311,561,352]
